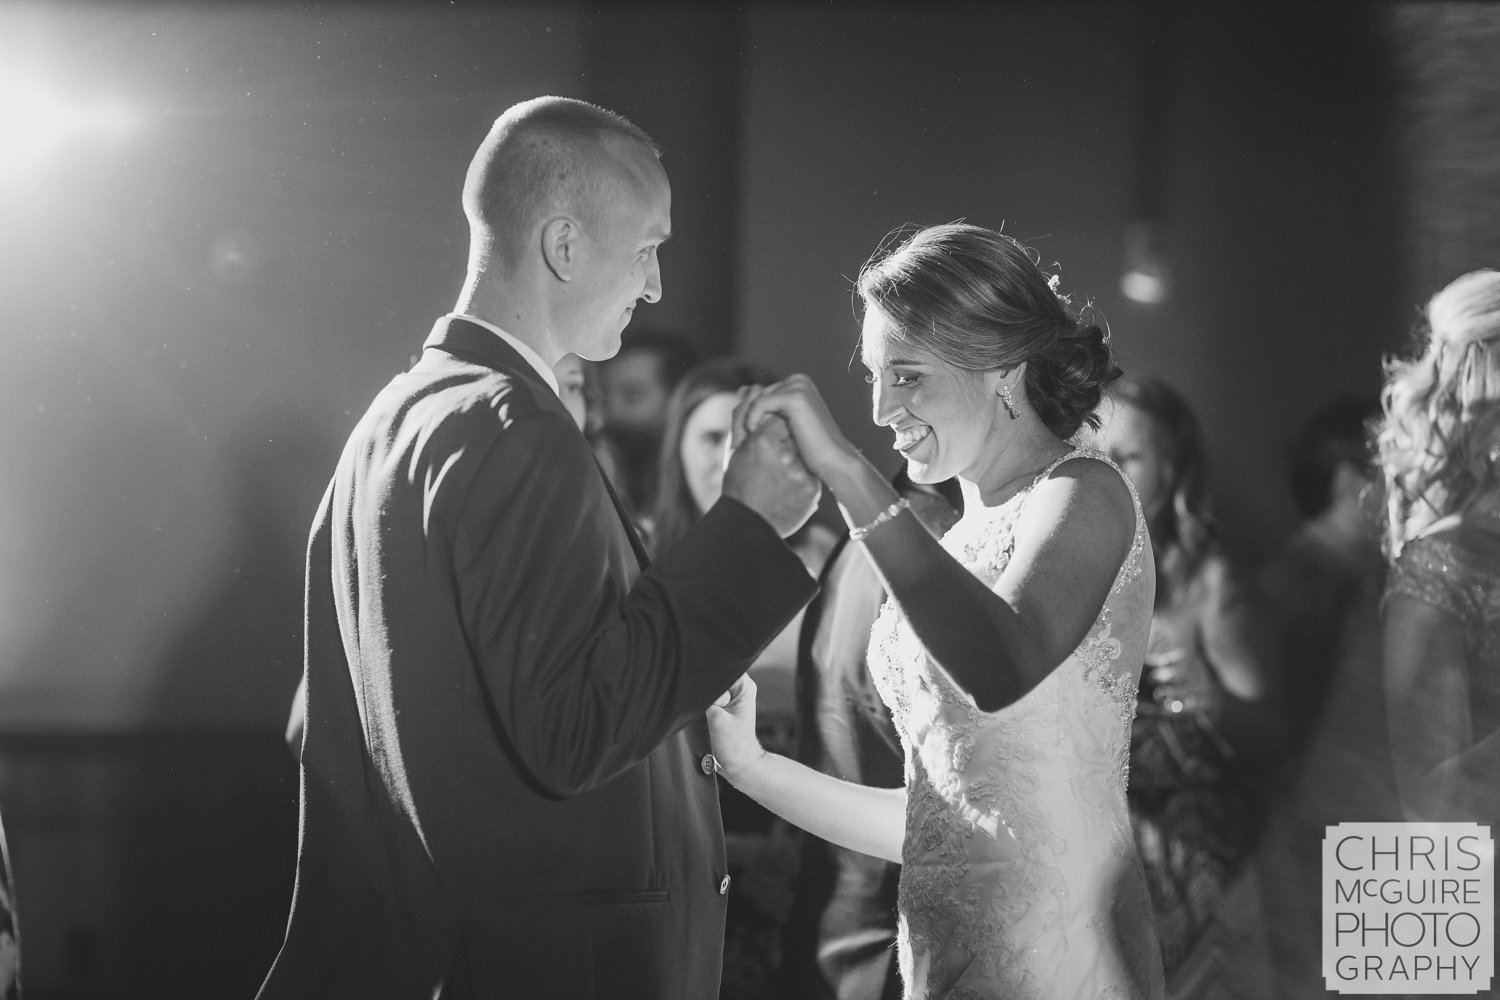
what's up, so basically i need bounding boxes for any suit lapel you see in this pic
[423,315,651,571]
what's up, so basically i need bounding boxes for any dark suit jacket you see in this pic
[257,317,817,999]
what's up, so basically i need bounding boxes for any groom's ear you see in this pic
[540,216,579,284]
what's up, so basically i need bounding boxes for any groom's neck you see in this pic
[453,270,560,367]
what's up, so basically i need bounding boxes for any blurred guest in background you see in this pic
[1379,269,1500,834]
[647,357,838,1000]
[1254,394,1399,999]
[552,352,590,431]
[649,358,772,553]
[779,469,960,1000]
[597,327,698,515]
[1095,376,1280,1000]
[556,352,630,493]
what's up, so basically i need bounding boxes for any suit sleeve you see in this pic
[452,406,818,797]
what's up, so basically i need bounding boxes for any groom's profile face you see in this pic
[562,137,672,363]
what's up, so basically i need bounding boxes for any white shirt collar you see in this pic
[443,312,560,397]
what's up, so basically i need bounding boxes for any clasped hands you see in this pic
[720,374,859,539]
[710,374,860,782]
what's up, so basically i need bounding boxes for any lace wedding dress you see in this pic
[868,451,1164,1000]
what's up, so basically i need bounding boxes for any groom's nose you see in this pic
[640,253,662,304]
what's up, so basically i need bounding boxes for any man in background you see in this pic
[1254,394,1400,1000]
[597,327,697,513]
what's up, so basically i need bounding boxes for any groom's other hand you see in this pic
[723,413,820,538]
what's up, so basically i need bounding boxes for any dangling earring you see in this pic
[999,383,1018,419]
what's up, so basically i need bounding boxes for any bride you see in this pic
[709,223,1165,999]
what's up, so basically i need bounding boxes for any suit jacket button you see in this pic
[701,753,719,775]
[719,875,731,895]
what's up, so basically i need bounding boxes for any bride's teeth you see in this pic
[894,426,931,449]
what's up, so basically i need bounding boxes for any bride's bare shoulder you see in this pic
[1019,454,1135,547]
[1043,454,1135,517]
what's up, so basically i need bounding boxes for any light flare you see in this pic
[0,70,140,180]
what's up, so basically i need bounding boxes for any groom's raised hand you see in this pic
[722,411,820,539]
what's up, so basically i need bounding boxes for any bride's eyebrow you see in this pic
[861,351,925,371]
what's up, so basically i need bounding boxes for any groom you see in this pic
[257,96,820,999]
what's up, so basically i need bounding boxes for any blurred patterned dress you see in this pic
[1387,531,1500,778]
[1127,554,1273,1000]
[1384,527,1500,1000]
[868,451,1163,1000]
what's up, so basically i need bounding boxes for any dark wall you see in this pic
[582,7,744,355]
[1158,3,1404,554]
[1390,3,1500,295]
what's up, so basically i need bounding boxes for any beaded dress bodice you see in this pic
[1387,529,1500,809]
[1389,531,1500,672]
[867,450,1163,1000]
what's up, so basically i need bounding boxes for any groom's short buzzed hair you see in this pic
[463,96,659,275]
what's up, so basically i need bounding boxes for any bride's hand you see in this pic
[731,375,860,485]
[706,674,766,786]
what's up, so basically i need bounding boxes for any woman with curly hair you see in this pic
[1379,269,1500,830]
[707,222,1164,999]
[1094,376,1280,1000]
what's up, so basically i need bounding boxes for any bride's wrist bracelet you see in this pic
[850,498,911,542]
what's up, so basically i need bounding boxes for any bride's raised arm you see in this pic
[736,374,1134,714]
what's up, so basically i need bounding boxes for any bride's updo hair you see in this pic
[856,222,1120,440]
[1378,268,1500,553]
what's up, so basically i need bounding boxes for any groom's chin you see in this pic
[578,336,620,364]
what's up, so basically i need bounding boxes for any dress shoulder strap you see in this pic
[1031,446,1088,486]
[1011,447,1087,520]
[1017,447,1145,535]
[1017,447,1149,593]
